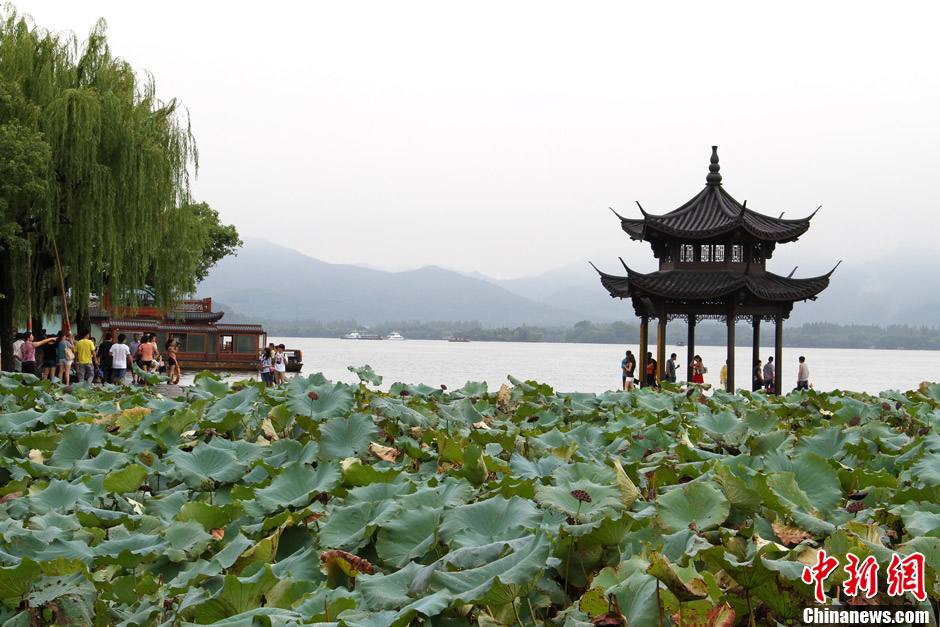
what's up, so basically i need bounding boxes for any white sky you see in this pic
[15,1,940,278]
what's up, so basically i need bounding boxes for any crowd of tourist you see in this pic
[619,348,811,392]
[8,329,181,385]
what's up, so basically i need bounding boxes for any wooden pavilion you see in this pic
[593,147,838,392]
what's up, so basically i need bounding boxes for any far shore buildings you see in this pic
[594,147,838,392]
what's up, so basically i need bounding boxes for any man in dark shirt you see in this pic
[763,356,775,393]
[645,352,657,387]
[97,332,114,384]
[665,353,677,383]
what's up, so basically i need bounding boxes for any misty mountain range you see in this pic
[197,239,940,328]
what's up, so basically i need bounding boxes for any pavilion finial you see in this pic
[705,146,722,186]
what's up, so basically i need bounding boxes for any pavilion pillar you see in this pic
[639,315,649,388]
[774,312,784,394]
[656,310,667,384]
[686,315,695,382]
[726,308,735,392]
[752,316,761,390]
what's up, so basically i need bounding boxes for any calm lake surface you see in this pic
[232,337,940,395]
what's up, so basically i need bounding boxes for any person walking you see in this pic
[97,333,114,384]
[752,358,764,392]
[18,332,54,376]
[621,350,636,390]
[719,360,728,390]
[39,331,57,380]
[796,356,810,391]
[645,352,657,387]
[110,334,131,384]
[55,331,75,385]
[137,334,155,372]
[763,356,775,393]
[11,333,24,372]
[690,355,705,384]
[273,344,288,385]
[74,331,96,384]
[128,334,141,383]
[165,338,181,384]
[665,353,677,383]
[259,347,274,386]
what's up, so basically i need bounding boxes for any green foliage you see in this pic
[0,8,239,333]
[0,370,938,624]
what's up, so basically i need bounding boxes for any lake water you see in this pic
[233,337,940,395]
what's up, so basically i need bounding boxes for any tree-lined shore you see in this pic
[238,316,940,350]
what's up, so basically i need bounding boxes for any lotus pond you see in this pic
[0,369,938,626]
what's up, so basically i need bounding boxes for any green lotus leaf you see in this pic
[253,461,340,513]
[32,479,92,512]
[318,413,378,460]
[419,533,553,606]
[348,365,383,386]
[371,397,430,428]
[73,449,131,475]
[204,385,260,424]
[763,451,842,512]
[164,520,213,562]
[376,505,443,568]
[509,453,563,479]
[178,501,231,531]
[94,526,165,560]
[439,496,541,549]
[693,409,745,437]
[0,410,42,435]
[287,376,356,419]
[193,372,231,397]
[319,500,398,550]
[656,480,730,533]
[191,565,279,623]
[0,559,40,609]
[50,423,107,466]
[168,444,246,487]
[535,463,625,522]
[103,463,148,494]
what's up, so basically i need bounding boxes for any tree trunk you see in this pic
[0,248,15,371]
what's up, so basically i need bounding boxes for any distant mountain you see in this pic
[197,240,591,326]
[485,256,940,328]
[199,240,940,329]
[486,263,625,323]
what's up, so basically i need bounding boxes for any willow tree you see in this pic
[0,10,236,368]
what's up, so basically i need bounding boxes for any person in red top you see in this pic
[137,334,155,371]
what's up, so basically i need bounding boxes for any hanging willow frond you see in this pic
[0,7,210,324]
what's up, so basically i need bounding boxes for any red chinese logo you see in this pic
[885,552,927,602]
[843,553,879,599]
[802,550,927,603]
[802,549,839,604]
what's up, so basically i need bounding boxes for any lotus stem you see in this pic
[526,595,538,625]
[511,597,523,626]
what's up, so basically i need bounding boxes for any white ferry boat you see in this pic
[385,332,405,341]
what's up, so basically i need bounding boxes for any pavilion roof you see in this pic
[592,263,838,303]
[614,147,818,243]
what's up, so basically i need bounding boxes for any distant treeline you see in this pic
[228,314,940,350]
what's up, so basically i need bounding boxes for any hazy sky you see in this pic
[14,1,940,278]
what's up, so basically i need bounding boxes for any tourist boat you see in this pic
[89,297,303,372]
[342,331,383,340]
[385,332,405,341]
[447,336,471,342]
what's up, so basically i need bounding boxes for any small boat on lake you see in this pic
[385,332,405,341]
[447,336,471,343]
